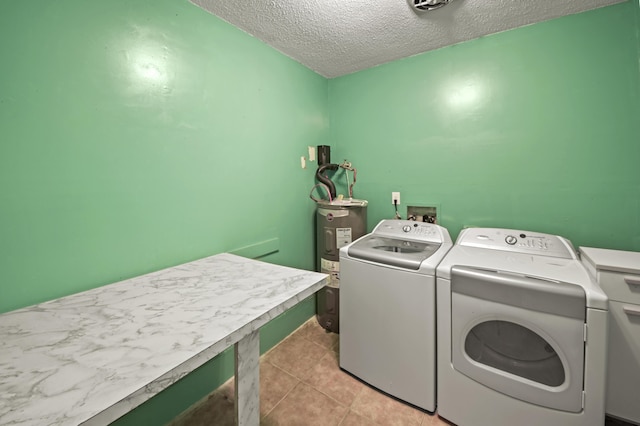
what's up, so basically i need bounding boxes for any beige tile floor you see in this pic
[169,317,451,426]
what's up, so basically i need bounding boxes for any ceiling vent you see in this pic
[409,0,453,12]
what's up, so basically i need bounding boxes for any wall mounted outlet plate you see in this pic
[392,192,401,205]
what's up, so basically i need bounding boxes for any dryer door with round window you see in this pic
[450,266,586,413]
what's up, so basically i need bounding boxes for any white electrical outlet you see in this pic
[392,192,400,205]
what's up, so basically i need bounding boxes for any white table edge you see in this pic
[81,276,328,426]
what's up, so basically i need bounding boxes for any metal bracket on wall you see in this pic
[230,237,280,259]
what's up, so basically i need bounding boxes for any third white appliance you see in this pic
[580,246,640,425]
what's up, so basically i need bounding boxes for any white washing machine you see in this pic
[436,228,608,426]
[339,219,453,412]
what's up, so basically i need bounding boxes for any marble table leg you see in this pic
[235,329,260,426]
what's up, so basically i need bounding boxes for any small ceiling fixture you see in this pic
[409,0,453,12]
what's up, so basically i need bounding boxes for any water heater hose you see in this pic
[315,163,339,199]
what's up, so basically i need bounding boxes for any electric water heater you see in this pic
[315,198,367,333]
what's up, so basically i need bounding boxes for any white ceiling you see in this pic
[190,0,626,78]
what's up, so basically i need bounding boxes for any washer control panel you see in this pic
[372,219,445,243]
[457,227,576,259]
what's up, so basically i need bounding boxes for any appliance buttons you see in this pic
[402,225,412,232]
[505,235,517,245]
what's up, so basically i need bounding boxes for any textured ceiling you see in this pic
[190,0,626,78]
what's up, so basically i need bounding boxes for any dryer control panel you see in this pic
[457,227,577,259]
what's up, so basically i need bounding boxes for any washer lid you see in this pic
[347,235,441,270]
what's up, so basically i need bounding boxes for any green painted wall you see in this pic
[0,0,325,424]
[0,0,326,313]
[329,2,640,251]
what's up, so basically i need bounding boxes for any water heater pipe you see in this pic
[315,163,338,199]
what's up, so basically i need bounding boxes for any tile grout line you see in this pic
[300,325,381,426]
[260,366,301,420]
[261,321,334,421]
[336,406,350,426]
[258,323,312,421]
[299,323,360,425]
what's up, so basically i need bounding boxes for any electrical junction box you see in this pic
[407,205,438,224]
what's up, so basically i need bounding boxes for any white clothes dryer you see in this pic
[339,219,453,412]
[436,228,608,426]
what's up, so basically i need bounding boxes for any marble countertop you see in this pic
[0,253,327,426]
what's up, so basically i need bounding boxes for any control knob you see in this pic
[402,225,412,233]
[505,235,517,245]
